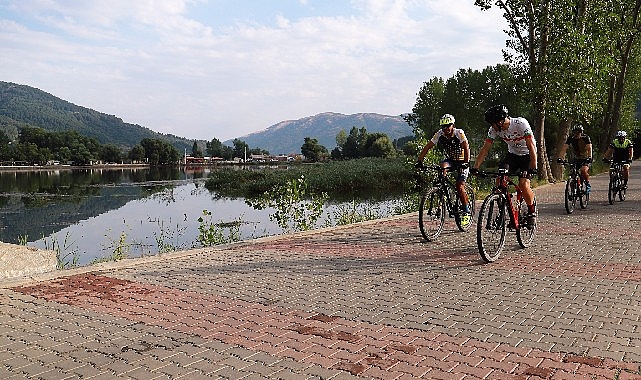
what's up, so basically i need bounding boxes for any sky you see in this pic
[0,0,508,142]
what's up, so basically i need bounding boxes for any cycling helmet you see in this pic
[484,105,508,124]
[439,114,455,126]
[616,130,627,138]
[572,125,584,132]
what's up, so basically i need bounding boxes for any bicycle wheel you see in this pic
[477,193,507,263]
[419,188,445,241]
[619,178,626,201]
[579,179,588,209]
[454,184,475,232]
[608,173,617,205]
[516,198,535,248]
[564,178,576,214]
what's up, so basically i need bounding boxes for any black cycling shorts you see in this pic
[499,152,534,178]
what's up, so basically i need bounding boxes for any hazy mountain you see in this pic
[225,112,413,155]
[0,81,195,152]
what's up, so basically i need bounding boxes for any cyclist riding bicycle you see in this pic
[557,124,593,193]
[472,105,538,227]
[603,130,634,189]
[416,113,472,224]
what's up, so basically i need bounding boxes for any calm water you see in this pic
[0,166,404,265]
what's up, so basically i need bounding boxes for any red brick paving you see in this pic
[12,273,639,379]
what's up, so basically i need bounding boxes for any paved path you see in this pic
[1,164,641,379]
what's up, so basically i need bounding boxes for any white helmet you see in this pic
[616,130,627,138]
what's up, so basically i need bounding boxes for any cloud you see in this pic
[0,0,508,142]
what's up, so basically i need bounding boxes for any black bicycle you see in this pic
[604,159,627,204]
[557,159,589,213]
[416,164,475,241]
[473,169,536,262]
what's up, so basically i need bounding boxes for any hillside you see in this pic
[0,81,194,152]
[225,112,413,154]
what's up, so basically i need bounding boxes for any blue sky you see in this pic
[1,0,508,142]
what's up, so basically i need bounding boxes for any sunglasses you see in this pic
[441,123,453,129]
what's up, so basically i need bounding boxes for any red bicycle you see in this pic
[474,169,536,262]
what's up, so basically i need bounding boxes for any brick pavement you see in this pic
[1,164,641,379]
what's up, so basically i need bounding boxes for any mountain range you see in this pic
[225,112,413,154]
[0,81,413,154]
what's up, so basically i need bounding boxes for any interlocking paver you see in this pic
[1,165,641,379]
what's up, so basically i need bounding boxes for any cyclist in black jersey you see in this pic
[416,114,471,224]
[557,125,593,193]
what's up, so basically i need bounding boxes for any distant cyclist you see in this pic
[557,124,593,193]
[472,105,538,227]
[603,130,634,189]
[416,114,472,223]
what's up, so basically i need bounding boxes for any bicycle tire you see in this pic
[579,179,588,209]
[419,188,445,241]
[477,193,507,263]
[516,198,535,248]
[608,172,617,205]
[619,180,626,201]
[564,179,576,214]
[454,184,476,232]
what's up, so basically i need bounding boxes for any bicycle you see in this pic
[557,159,589,214]
[473,169,536,262]
[416,164,476,241]
[604,159,627,204]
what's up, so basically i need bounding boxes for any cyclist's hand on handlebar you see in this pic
[556,157,563,163]
[602,157,610,163]
[414,161,425,169]
[460,162,470,169]
[586,157,593,163]
[469,167,479,175]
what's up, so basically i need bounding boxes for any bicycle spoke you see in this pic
[477,193,506,262]
[419,188,445,241]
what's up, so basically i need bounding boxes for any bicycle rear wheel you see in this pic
[608,174,617,204]
[564,179,576,214]
[516,198,535,248]
[477,193,507,263]
[619,177,626,201]
[419,188,445,241]
[454,184,475,232]
[579,180,588,209]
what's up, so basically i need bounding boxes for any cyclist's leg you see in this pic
[623,163,630,186]
[581,162,591,192]
[455,165,470,212]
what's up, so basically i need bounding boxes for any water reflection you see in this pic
[0,166,404,266]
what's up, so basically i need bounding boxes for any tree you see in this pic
[100,144,122,163]
[301,137,328,162]
[363,133,395,158]
[232,139,249,160]
[128,144,145,163]
[191,141,203,157]
[403,77,445,138]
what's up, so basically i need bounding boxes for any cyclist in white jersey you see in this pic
[472,105,538,227]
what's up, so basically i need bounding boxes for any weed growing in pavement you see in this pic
[17,235,28,246]
[94,232,130,264]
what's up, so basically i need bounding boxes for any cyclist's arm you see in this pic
[473,139,493,169]
[526,136,537,170]
[417,141,435,163]
[604,146,613,160]
[586,143,593,161]
[462,139,470,163]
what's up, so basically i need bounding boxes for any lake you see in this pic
[0,166,406,266]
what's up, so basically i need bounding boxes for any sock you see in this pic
[463,204,470,213]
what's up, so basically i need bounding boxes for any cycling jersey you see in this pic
[565,134,591,160]
[610,138,634,162]
[485,117,536,156]
[430,128,467,161]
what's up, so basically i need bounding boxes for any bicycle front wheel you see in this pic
[419,188,445,241]
[516,198,536,248]
[454,184,475,232]
[477,193,507,263]
[564,179,576,214]
[619,178,626,201]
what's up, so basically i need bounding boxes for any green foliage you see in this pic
[206,138,233,159]
[245,175,329,233]
[332,127,398,159]
[328,200,383,226]
[196,210,242,246]
[139,138,181,165]
[205,157,414,200]
[43,232,79,269]
[301,137,328,162]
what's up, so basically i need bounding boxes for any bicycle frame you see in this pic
[420,165,458,214]
[489,169,523,230]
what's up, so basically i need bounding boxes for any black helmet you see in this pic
[572,125,584,132]
[484,105,508,124]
